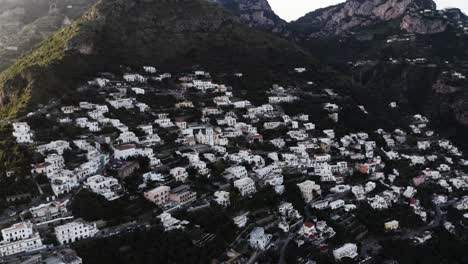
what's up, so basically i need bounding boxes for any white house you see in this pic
[417,141,431,150]
[144,186,171,206]
[108,98,134,109]
[86,121,100,132]
[297,180,321,203]
[333,243,358,261]
[75,118,88,128]
[113,144,137,160]
[170,167,189,182]
[117,131,139,144]
[131,87,145,95]
[214,191,230,207]
[84,175,123,201]
[143,66,157,73]
[54,221,98,245]
[226,166,248,179]
[12,122,33,144]
[232,212,249,228]
[37,140,71,155]
[264,122,282,130]
[233,100,251,109]
[123,73,146,83]
[61,106,77,114]
[234,177,256,197]
[155,118,174,128]
[255,164,281,179]
[384,220,399,231]
[329,199,345,210]
[193,80,217,90]
[29,199,69,224]
[50,171,79,196]
[158,213,188,231]
[249,227,272,250]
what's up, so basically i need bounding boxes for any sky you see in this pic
[267,0,468,22]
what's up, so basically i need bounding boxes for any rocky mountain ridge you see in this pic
[208,0,286,32]
[289,0,467,38]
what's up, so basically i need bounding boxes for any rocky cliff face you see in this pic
[400,13,447,34]
[431,74,468,127]
[290,0,440,38]
[209,0,286,32]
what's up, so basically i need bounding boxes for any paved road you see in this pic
[278,233,295,264]
[246,251,260,264]
[278,220,303,264]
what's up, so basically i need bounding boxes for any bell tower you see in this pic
[49,0,59,14]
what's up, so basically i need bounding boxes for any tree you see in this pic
[283,182,305,214]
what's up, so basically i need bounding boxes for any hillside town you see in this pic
[1,65,468,264]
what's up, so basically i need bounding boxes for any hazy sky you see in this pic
[268,0,468,21]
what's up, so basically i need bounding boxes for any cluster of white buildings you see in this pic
[84,175,123,201]
[7,64,468,263]
[31,138,108,197]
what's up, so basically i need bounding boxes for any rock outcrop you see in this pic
[401,13,447,34]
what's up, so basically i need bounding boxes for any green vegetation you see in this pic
[0,21,83,119]
[74,226,225,264]
[71,189,153,226]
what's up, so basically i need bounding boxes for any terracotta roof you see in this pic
[34,162,50,169]
[114,144,136,151]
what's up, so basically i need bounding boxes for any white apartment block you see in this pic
[234,177,256,197]
[55,221,98,245]
[170,167,189,182]
[249,227,272,250]
[214,191,230,207]
[113,144,137,160]
[37,140,71,155]
[50,170,79,196]
[117,131,139,144]
[297,180,321,203]
[144,186,171,206]
[0,222,44,257]
[12,122,33,144]
[226,166,248,179]
[333,243,358,261]
[84,175,123,201]
[44,154,66,177]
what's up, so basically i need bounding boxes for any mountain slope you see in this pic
[0,0,315,119]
